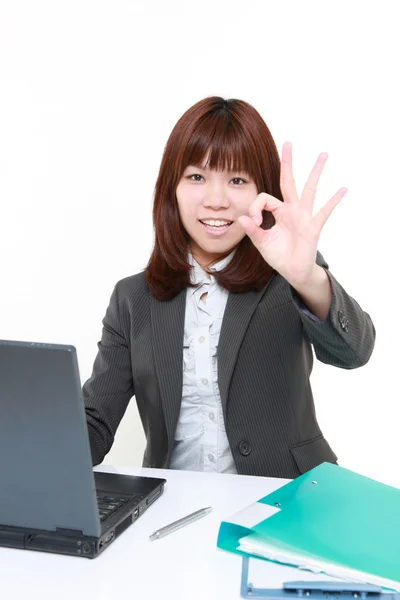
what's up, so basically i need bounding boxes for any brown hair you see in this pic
[145,96,283,300]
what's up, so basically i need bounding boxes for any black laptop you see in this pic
[0,339,166,558]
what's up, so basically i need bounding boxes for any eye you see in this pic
[231,177,247,185]
[187,174,204,182]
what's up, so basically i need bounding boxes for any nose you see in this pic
[203,182,230,210]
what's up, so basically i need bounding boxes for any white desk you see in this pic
[1,467,338,600]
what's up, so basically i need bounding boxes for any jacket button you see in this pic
[239,441,252,456]
[338,311,349,332]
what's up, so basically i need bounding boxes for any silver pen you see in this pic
[149,506,212,541]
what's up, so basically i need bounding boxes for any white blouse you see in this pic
[169,250,237,473]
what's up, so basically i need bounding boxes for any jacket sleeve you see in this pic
[83,282,134,465]
[290,251,376,368]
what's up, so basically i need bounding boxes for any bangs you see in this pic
[181,110,260,181]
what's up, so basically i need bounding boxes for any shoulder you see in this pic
[106,272,151,329]
[111,271,151,309]
[114,270,148,293]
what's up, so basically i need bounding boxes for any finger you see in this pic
[280,141,298,203]
[300,152,328,212]
[311,187,348,233]
[238,215,266,247]
[248,193,282,226]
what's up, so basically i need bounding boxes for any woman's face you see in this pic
[176,162,258,269]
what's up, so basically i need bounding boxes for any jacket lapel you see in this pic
[150,289,186,447]
[218,276,275,411]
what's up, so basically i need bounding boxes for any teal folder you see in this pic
[217,463,400,590]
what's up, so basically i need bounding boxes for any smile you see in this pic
[199,220,233,236]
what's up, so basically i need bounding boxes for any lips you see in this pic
[199,220,233,237]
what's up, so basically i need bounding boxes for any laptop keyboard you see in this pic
[97,494,140,522]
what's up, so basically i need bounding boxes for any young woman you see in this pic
[84,96,375,478]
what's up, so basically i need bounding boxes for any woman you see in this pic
[83,96,375,478]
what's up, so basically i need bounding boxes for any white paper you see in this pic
[237,534,400,592]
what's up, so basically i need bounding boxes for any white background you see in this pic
[1,1,399,486]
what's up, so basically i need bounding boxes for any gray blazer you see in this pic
[83,253,375,478]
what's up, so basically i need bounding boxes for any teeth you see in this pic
[201,219,232,227]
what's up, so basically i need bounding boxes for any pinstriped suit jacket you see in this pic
[83,253,375,478]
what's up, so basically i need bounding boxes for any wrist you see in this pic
[289,265,327,294]
[290,265,332,322]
